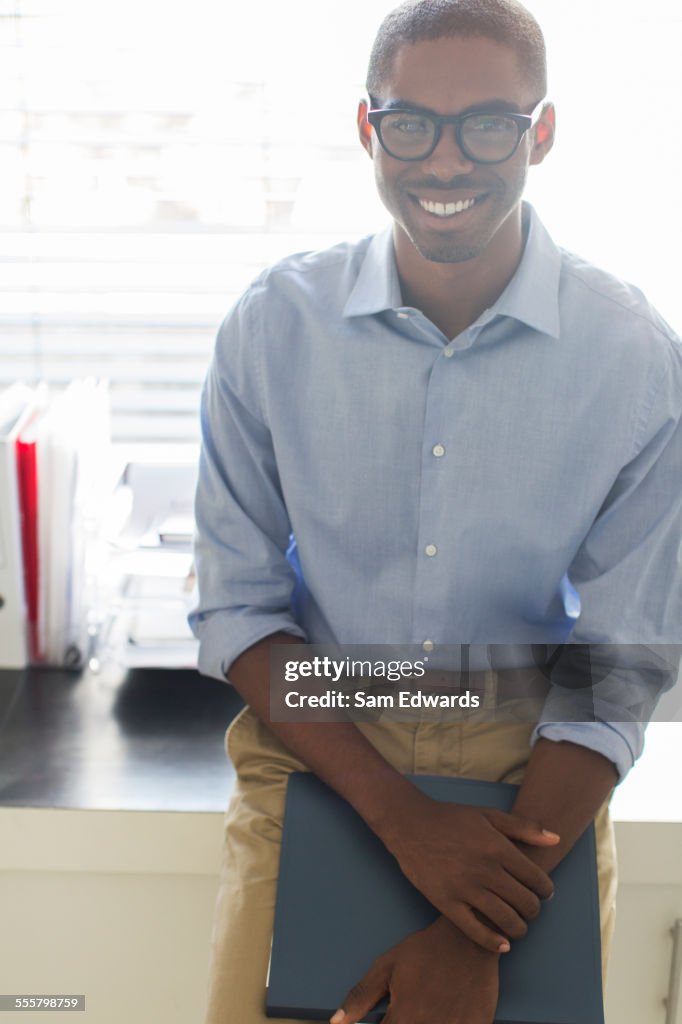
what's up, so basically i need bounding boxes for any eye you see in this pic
[384,113,431,135]
[467,115,515,134]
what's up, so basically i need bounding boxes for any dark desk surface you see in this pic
[0,665,244,812]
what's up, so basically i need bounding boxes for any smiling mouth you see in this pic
[416,196,481,218]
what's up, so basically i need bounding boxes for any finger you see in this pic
[490,871,542,921]
[475,890,528,941]
[448,904,512,954]
[500,845,555,900]
[331,959,391,1024]
[486,809,560,846]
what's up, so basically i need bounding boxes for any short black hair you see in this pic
[366,0,547,103]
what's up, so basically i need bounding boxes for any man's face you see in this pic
[359,35,553,264]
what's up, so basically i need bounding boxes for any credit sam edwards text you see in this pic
[283,689,481,709]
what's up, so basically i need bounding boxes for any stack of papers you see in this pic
[99,494,199,669]
[107,569,199,669]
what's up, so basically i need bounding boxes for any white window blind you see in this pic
[2,0,681,443]
[0,0,391,441]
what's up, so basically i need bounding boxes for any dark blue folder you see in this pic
[267,772,604,1023]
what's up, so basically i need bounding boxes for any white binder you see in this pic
[35,379,109,667]
[0,384,39,668]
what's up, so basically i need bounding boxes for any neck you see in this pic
[394,204,526,340]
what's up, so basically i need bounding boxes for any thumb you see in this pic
[331,959,391,1024]
[489,809,560,845]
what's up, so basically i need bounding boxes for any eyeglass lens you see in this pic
[379,112,522,162]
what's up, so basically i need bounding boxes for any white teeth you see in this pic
[418,197,477,217]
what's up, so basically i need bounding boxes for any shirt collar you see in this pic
[489,203,561,339]
[343,202,562,340]
[343,224,402,317]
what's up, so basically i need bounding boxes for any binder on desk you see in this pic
[16,413,42,662]
[20,379,110,668]
[0,380,110,669]
[0,384,44,668]
[267,772,604,1024]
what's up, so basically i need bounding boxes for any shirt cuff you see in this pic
[189,608,307,682]
[530,720,644,782]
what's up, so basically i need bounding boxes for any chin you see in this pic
[413,240,484,263]
[404,225,487,264]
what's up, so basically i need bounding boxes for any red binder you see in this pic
[16,416,43,663]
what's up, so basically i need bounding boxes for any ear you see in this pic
[357,98,374,159]
[529,102,555,166]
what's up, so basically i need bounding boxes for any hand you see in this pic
[330,915,500,1024]
[380,794,559,952]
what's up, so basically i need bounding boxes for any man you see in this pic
[191,2,682,1022]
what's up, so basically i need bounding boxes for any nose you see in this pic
[421,125,475,178]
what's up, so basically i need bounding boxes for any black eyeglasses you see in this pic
[367,100,545,164]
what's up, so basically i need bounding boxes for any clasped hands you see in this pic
[330,795,560,1024]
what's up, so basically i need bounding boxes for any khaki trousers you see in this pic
[204,696,618,1024]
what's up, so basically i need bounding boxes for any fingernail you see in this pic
[542,829,560,839]
[330,1011,345,1024]
[497,941,511,953]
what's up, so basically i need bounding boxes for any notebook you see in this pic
[267,772,604,1023]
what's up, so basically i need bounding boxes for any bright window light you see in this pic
[1,0,681,440]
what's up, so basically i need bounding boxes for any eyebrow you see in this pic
[376,98,524,116]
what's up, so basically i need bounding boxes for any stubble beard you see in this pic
[407,232,485,264]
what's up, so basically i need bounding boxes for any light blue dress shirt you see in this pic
[190,203,682,779]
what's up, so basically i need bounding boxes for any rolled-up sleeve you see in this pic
[532,339,682,780]
[189,283,306,682]
[532,646,681,780]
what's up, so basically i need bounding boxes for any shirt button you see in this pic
[423,639,434,653]
[443,347,454,358]
[396,311,410,319]
[432,444,445,458]
[425,544,438,557]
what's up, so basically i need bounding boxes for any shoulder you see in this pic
[539,234,682,451]
[210,233,375,398]
[558,248,682,449]
[558,246,680,356]
[236,233,374,316]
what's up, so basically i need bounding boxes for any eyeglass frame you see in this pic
[365,99,547,165]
